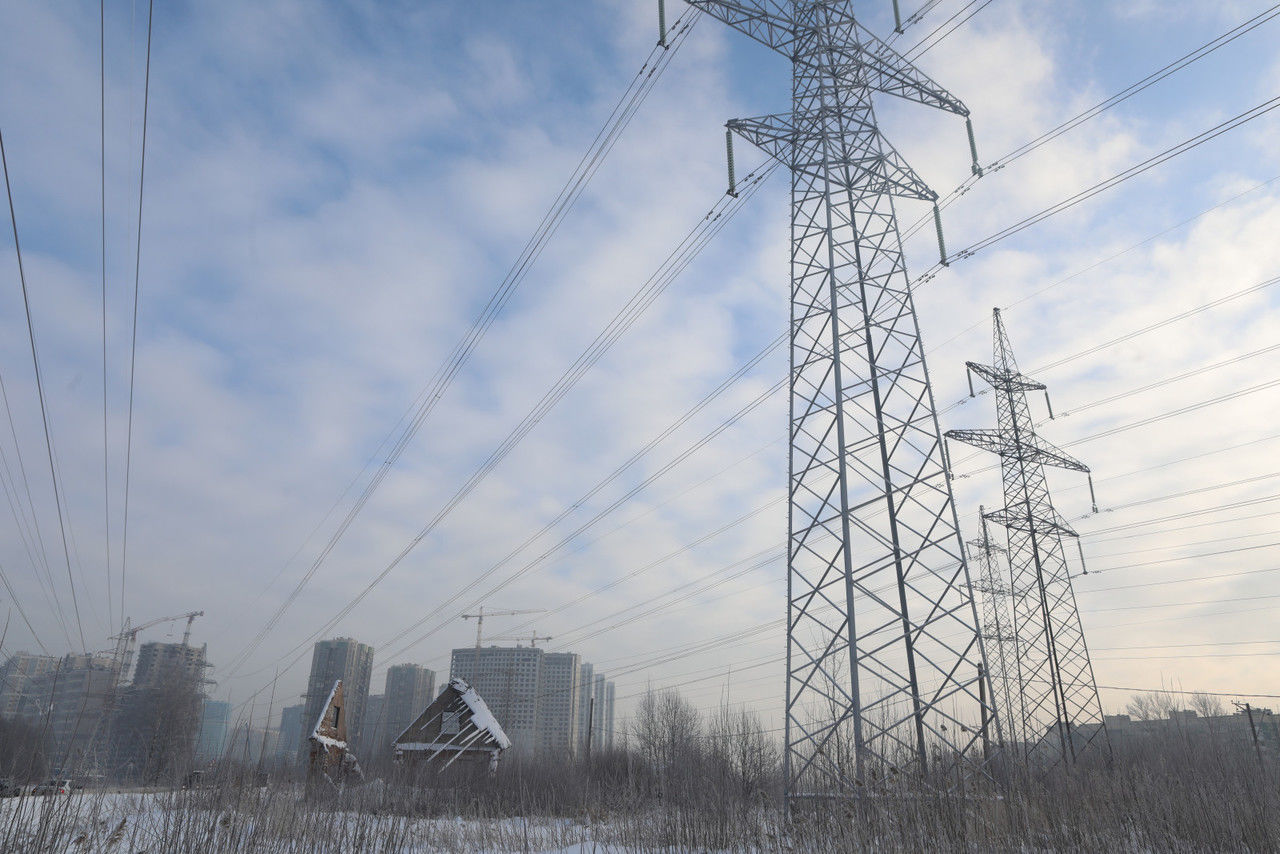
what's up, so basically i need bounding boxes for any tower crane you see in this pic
[109,610,204,681]
[489,632,553,649]
[460,606,544,648]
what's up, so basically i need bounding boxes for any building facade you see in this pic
[16,654,117,773]
[384,663,436,746]
[538,652,580,757]
[450,646,543,753]
[276,704,305,762]
[0,651,58,719]
[576,662,594,754]
[196,699,231,762]
[301,638,374,759]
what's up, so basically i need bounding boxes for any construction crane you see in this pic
[460,606,543,648]
[109,610,204,681]
[489,632,553,649]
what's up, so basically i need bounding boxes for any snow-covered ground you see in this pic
[0,789,754,852]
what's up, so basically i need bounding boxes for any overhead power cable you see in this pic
[100,0,113,634]
[230,162,776,678]
[222,14,701,674]
[120,0,155,625]
[1,129,87,653]
[903,4,1280,243]
[904,0,997,59]
[374,372,786,664]
[949,95,1280,261]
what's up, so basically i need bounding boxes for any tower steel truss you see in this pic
[968,507,1015,750]
[687,0,997,799]
[947,309,1109,763]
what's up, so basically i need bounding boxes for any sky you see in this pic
[0,0,1278,739]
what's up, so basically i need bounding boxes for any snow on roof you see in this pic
[450,677,511,750]
[311,678,344,741]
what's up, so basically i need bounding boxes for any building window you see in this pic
[442,709,462,735]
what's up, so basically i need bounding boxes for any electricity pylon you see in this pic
[687,0,997,800]
[968,507,1015,749]
[947,309,1109,764]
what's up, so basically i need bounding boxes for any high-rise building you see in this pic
[603,680,616,749]
[133,641,207,687]
[384,663,435,747]
[0,651,58,719]
[576,661,594,754]
[538,652,580,757]
[276,704,305,762]
[111,642,208,780]
[301,638,373,759]
[196,699,231,761]
[573,664,615,753]
[20,654,117,773]
[451,646,543,753]
[359,693,386,754]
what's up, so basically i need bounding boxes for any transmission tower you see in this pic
[687,0,997,799]
[967,507,1015,749]
[946,308,1109,764]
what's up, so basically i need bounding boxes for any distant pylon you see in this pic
[687,0,997,800]
[968,507,1015,749]
[947,309,1109,763]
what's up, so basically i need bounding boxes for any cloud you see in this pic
[0,0,1276,738]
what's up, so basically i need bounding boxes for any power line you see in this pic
[904,0,997,59]
[903,4,1280,243]
[222,15,703,674]
[120,0,155,625]
[0,128,87,652]
[100,0,113,634]
[951,95,1280,260]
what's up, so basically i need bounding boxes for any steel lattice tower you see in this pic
[968,506,1015,750]
[687,1,997,799]
[947,309,1109,763]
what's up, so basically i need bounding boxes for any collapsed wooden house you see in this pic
[307,679,364,786]
[393,677,511,774]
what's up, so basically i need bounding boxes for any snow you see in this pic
[311,678,343,738]
[0,790,686,852]
[310,733,346,750]
[450,677,512,750]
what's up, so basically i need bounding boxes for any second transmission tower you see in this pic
[947,308,1109,763]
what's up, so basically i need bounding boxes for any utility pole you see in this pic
[1234,701,1265,766]
[947,309,1109,765]
[585,696,595,760]
[687,0,995,801]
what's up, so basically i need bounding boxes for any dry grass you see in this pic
[3,699,1276,852]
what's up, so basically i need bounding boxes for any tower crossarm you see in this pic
[729,113,936,200]
[946,429,1090,474]
[685,0,796,52]
[983,505,1079,539]
[829,21,968,115]
[687,2,970,117]
[966,361,1046,393]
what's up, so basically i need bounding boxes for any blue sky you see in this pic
[1,0,1279,734]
